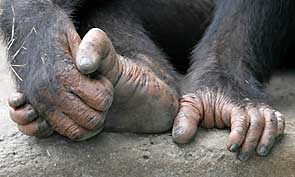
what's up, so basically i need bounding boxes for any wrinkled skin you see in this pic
[172,89,285,160]
[5,0,290,162]
[9,28,179,140]
[9,24,115,141]
[9,28,285,162]
[76,29,179,133]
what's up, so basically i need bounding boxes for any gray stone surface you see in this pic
[0,41,295,177]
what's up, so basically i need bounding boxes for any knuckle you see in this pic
[94,89,113,110]
[180,94,203,116]
[275,111,285,123]
[250,118,265,130]
[55,62,77,84]
[264,113,278,127]
[250,123,264,132]
[246,136,259,145]
[232,126,246,136]
[234,115,250,127]
[275,111,285,134]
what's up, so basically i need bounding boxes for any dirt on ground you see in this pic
[0,40,295,177]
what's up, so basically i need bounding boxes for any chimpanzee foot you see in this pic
[76,28,179,133]
[172,88,285,161]
[9,28,179,136]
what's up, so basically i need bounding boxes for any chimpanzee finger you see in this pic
[237,106,264,161]
[227,108,250,152]
[66,22,82,60]
[256,107,278,156]
[172,94,203,144]
[69,73,113,112]
[76,28,111,74]
[54,91,105,130]
[76,28,122,86]
[17,119,53,137]
[9,104,38,125]
[8,92,26,108]
[47,110,102,141]
[56,59,114,114]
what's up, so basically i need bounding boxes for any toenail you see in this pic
[230,144,239,152]
[173,127,185,135]
[78,57,98,74]
[37,120,49,132]
[80,57,93,67]
[257,145,269,156]
[27,110,37,121]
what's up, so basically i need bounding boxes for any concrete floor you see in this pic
[0,42,295,177]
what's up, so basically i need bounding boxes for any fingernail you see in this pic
[257,145,269,156]
[172,127,190,144]
[26,110,37,122]
[11,99,19,107]
[238,152,250,161]
[37,120,49,132]
[78,57,95,74]
[230,144,239,152]
[10,97,25,108]
[80,57,92,66]
[173,127,185,136]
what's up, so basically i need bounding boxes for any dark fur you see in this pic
[185,0,295,102]
[0,0,295,109]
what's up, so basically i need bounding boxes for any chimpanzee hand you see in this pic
[172,86,285,161]
[8,24,114,141]
[9,28,179,136]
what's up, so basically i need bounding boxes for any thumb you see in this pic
[76,28,114,75]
